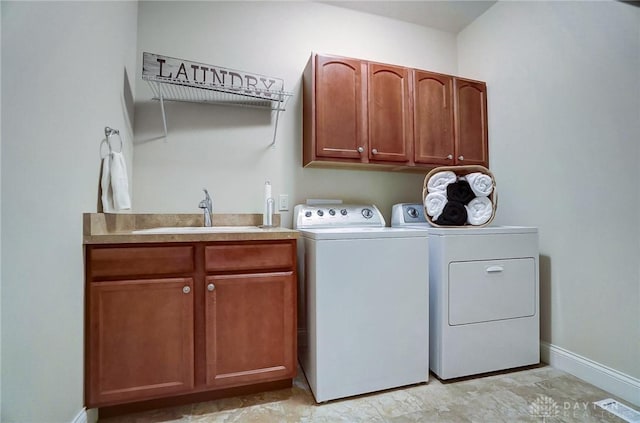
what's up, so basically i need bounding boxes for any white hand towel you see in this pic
[424,192,448,220]
[427,171,457,193]
[464,172,494,197]
[110,151,131,210]
[100,153,113,212]
[465,196,493,226]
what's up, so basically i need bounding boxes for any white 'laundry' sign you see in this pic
[142,52,284,99]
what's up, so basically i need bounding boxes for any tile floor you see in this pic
[100,364,632,422]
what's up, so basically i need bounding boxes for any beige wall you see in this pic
[1,2,138,422]
[458,1,640,380]
[2,2,638,421]
[133,1,458,225]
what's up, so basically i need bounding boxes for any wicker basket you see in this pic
[422,165,498,228]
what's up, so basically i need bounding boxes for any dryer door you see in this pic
[448,257,536,326]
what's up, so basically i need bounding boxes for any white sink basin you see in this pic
[132,226,261,234]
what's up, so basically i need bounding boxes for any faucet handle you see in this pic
[200,188,213,208]
[199,188,213,227]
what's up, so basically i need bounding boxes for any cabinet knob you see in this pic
[447,154,453,160]
[357,146,364,153]
[182,286,191,294]
[371,149,378,155]
[458,155,464,161]
[207,283,215,292]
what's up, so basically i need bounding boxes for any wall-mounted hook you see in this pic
[104,126,123,153]
[105,126,119,138]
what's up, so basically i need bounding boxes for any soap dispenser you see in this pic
[262,180,274,227]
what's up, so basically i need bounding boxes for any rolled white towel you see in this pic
[464,172,494,197]
[110,151,131,210]
[424,192,448,221]
[427,171,457,193]
[465,196,493,226]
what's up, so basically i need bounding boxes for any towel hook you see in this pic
[104,126,123,154]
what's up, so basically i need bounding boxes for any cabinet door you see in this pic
[315,55,367,160]
[87,278,194,407]
[368,63,412,162]
[205,272,296,388]
[414,70,455,165]
[454,78,488,166]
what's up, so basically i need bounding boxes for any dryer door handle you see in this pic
[486,265,504,273]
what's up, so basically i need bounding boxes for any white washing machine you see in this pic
[392,203,539,380]
[294,203,429,402]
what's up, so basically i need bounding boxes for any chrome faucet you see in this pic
[198,188,213,227]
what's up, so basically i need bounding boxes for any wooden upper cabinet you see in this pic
[367,64,412,163]
[303,53,489,170]
[454,78,488,166]
[314,55,367,160]
[413,70,455,165]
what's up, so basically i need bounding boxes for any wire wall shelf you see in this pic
[142,52,292,146]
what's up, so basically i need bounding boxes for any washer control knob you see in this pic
[305,211,312,218]
[407,207,419,218]
[328,209,336,216]
[317,210,324,217]
[362,208,374,219]
[340,209,348,216]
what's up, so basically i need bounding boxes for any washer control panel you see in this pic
[293,204,385,229]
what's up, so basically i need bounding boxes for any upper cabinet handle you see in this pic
[458,155,464,161]
[447,154,453,160]
[357,146,364,153]
[371,149,378,155]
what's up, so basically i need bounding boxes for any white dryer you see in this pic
[392,203,540,380]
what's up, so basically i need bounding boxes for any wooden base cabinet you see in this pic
[85,240,297,410]
[205,272,296,388]
[87,278,195,406]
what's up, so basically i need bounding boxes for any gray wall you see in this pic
[1,2,138,421]
[458,1,640,379]
[133,1,458,224]
[1,1,638,421]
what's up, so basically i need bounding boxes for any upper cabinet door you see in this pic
[413,70,455,165]
[454,78,488,166]
[368,63,412,163]
[315,55,367,160]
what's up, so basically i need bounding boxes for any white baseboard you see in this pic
[541,341,640,407]
[70,408,87,423]
[71,407,98,423]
